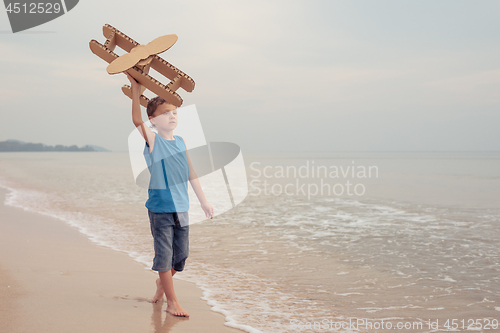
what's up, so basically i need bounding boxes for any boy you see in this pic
[126,72,214,317]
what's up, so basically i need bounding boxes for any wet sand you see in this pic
[0,188,242,333]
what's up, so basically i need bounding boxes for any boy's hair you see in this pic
[147,96,167,117]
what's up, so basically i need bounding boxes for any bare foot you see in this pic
[151,278,164,303]
[166,300,190,317]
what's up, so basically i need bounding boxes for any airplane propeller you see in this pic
[106,34,178,74]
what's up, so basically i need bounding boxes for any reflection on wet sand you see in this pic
[151,302,189,333]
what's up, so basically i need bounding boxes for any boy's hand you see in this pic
[201,201,215,219]
[125,72,142,93]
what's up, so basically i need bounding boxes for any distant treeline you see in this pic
[0,140,108,152]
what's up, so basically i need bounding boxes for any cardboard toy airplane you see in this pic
[89,24,195,107]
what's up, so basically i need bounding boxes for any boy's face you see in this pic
[150,103,178,130]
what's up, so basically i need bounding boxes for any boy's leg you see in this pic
[152,268,176,303]
[161,214,189,316]
[172,216,189,273]
[149,211,189,316]
[152,223,188,303]
[149,211,182,308]
[159,269,190,317]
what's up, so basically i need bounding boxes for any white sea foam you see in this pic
[0,181,153,265]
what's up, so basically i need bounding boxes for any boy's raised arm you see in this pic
[126,72,144,127]
[126,72,155,149]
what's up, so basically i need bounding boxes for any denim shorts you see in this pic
[148,210,189,272]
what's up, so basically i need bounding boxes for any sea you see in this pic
[0,151,499,333]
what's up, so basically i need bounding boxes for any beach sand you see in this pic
[0,188,242,333]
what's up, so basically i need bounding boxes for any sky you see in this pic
[0,0,499,153]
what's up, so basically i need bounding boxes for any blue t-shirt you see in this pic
[143,133,189,213]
